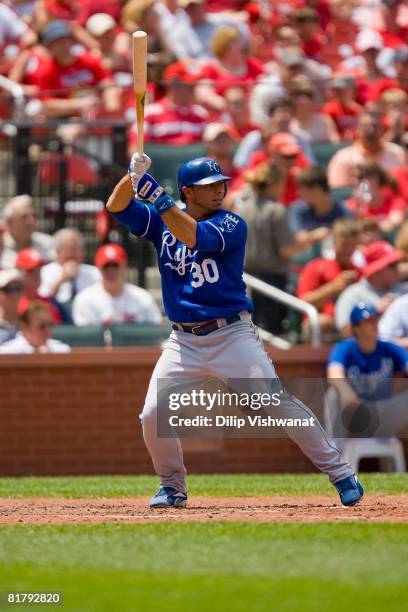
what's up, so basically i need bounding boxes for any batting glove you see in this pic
[137,173,175,215]
[128,153,152,194]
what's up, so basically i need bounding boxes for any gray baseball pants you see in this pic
[141,317,354,494]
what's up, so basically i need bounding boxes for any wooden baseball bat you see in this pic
[132,31,147,156]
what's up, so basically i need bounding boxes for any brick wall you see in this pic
[1,346,341,476]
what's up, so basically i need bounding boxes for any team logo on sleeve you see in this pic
[221,213,239,232]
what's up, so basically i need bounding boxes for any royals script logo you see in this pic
[160,231,198,275]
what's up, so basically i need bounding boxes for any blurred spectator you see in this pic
[391,132,408,200]
[15,248,66,324]
[0,300,70,354]
[379,291,408,349]
[166,0,248,61]
[129,62,208,147]
[13,20,121,118]
[196,26,263,115]
[322,77,363,140]
[381,88,408,144]
[346,163,406,233]
[327,303,408,432]
[288,76,339,143]
[343,29,386,105]
[289,166,353,237]
[250,47,330,126]
[220,86,258,139]
[203,123,238,180]
[39,228,101,305]
[233,162,325,334]
[85,13,131,74]
[335,240,407,336]
[327,112,405,188]
[77,0,125,25]
[0,269,23,344]
[0,3,35,75]
[250,48,306,126]
[378,1,408,50]
[370,46,408,99]
[121,0,172,62]
[357,218,383,249]
[234,99,315,170]
[297,219,360,339]
[290,7,324,60]
[0,195,54,268]
[72,244,162,326]
[395,219,408,279]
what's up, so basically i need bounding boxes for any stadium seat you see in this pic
[311,141,351,167]
[109,322,171,346]
[52,324,105,347]
[323,387,406,472]
[145,144,206,197]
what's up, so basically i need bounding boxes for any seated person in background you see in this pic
[0,300,70,354]
[297,219,361,340]
[39,228,101,305]
[289,166,353,238]
[356,218,383,250]
[15,248,66,324]
[0,195,54,269]
[234,99,315,170]
[391,131,408,201]
[72,243,162,326]
[327,112,405,188]
[381,88,407,145]
[85,12,131,74]
[288,76,339,144]
[321,77,363,140]
[346,163,406,233]
[203,123,238,182]
[232,163,325,335]
[0,269,23,345]
[327,302,408,438]
[129,61,208,148]
[335,241,407,337]
[196,26,264,116]
[379,292,408,349]
[12,19,120,118]
[220,86,258,139]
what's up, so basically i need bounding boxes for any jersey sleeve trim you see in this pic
[206,221,225,253]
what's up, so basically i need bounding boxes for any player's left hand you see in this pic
[128,153,152,193]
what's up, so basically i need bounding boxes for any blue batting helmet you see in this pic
[177,157,231,201]
[350,302,380,326]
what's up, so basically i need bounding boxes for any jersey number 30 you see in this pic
[191,259,219,288]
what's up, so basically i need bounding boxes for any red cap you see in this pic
[15,248,47,271]
[362,241,402,278]
[268,132,301,156]
[94,243,127,268]
[163,62,197,85]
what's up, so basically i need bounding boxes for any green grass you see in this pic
[0,473,407,498]
[1,475,407,611]
[0,523,407,612]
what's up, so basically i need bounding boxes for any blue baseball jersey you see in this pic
[112,198,253,322]
[328,338,408,401]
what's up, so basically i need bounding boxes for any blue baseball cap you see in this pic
[350,302,380,326]
[41,20,72,45]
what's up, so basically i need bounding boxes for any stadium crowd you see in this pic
[0,0,407,357]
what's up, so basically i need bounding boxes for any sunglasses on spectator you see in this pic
[102,262,120,270]
[2,283,23,294]
[279,153,298,160]
[34,321,54,331]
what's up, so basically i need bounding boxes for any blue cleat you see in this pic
[334,475,364,506]
[149,486,188,508]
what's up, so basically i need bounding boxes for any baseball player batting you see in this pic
[106,155,364,508]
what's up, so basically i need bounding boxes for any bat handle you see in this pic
[136,92,145,156]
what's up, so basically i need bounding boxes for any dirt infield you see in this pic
[0,495,407,524]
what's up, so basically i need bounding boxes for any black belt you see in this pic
[172,315,241,336]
